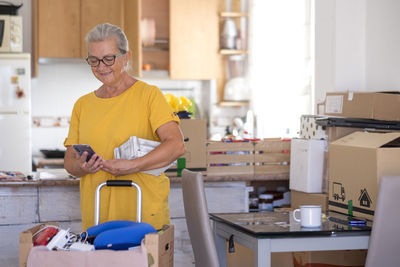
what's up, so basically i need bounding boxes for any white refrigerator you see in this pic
[0,53,32,175]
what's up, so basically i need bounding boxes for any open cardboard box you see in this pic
[20,223,174,267]
[329,131,400,220]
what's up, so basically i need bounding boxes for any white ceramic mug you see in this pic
[293,205,322,227]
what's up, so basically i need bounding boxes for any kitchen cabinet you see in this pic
[218,0,250,104]
[80,0,124,56]
[35,0,123,59]
[33,0,125,76]
[125,0,222,80]
[36,0,81,58]
[34,0,222,81]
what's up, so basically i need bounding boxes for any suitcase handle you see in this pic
[94,180,142,225]
[106,180,134,187]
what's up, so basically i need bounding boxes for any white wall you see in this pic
[314,0,400,107]
[30,61,208,155]
[365,0,400,90]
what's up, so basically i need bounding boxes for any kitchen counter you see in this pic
[0,172,289,187]
[32,157,64,169]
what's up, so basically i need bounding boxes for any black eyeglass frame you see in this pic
[85,51,126,67]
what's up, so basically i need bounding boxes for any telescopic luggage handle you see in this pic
[94,180,142,225]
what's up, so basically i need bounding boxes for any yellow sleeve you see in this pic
[64,98,81,147]
[147,85,180,134]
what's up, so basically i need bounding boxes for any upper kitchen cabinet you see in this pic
[126,0,221,80]
[34,0,221,80]
[35,0,124,59]
[80,0,124,57]
[36,0,81,58]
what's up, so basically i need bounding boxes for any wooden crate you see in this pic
[254,139,291,175]
[206,141,254,176]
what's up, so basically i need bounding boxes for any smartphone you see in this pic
[73,144,96,162]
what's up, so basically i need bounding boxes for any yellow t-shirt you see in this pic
[64,80,180,230]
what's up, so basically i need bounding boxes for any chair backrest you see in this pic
[365,176,400,267]
[181,169,220,267]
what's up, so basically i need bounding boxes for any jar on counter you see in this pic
[258,194,274,211]
[249,193,259,210]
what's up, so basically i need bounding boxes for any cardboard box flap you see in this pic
[331,131,400,148]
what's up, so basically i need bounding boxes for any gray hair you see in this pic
[85,23,129,54]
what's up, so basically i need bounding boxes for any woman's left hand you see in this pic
[101,159,137,176]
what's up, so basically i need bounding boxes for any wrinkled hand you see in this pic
[102,159,135,176]
[77,151,103,174]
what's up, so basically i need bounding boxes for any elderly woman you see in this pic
[64,23,185,230]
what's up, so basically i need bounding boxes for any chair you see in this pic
[181,169,220,267]
[365,176,400,267]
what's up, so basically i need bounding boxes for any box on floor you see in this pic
[329,131,400,220]
[318,91,400,121]
[293,250,367,267]
[227,242,294,267]
[20,223,174,267]
[290,190,328,213]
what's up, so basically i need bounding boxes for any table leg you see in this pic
[255,239,271,267]
[213,222,227,267]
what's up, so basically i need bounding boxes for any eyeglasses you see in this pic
[85,52,126,67]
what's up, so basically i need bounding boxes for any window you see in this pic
[248,0,313,138]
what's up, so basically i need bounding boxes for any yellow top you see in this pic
[64,80,180,230]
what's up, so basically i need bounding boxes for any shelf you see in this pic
[218,100,249,107]
[142,38,169,51]
[219,49,248,55]
[220,12,248,18]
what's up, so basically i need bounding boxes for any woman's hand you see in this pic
[64,146,103,177]
[77,151,103,174]
[102,159,137,176]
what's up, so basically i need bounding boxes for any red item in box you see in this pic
[32,226,59,246]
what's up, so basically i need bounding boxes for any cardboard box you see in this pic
[329,131,400,220]
[291,190,328,213]
[322,127,398,193]
[20,222,59,267]
[289,138,327,193]
[319,91,400,121]
[227,242,294,267]
[20,223,174,267]
[166,119,207,176]
[180,119,207,169]
[320,127,365,193]
[293,250,367,267]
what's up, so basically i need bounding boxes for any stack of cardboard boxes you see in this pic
[320,91,400,220]
[290,91,400,267]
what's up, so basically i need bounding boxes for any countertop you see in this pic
[0,172,289,187]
